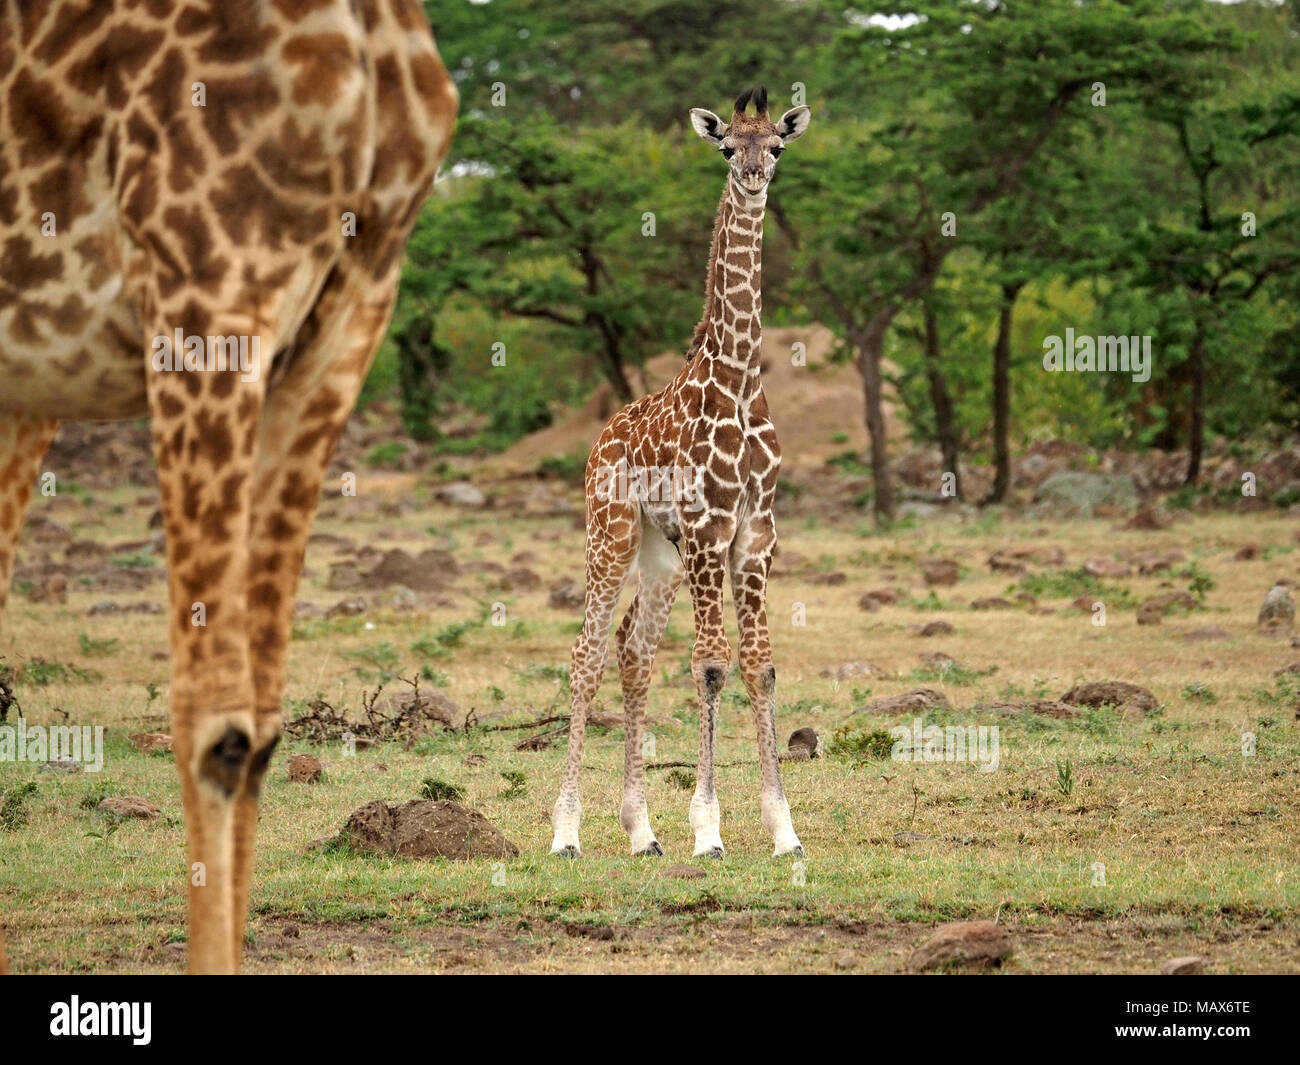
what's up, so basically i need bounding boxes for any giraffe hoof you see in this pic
[553,845,581,859]
[635,841,664,857]
[696,845,725,860]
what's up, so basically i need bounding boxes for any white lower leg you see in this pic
[620,796,660,854]
[550,788,582,856]
[690,790,724,857]
[762,789,802,857]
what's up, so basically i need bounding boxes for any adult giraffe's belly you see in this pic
[0,213,149,421]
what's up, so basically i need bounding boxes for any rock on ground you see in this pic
[787,727,822,758]
[287,754,323,783]
[130,733,173,753]
[860,688,952,715]
[338,800,519,860]
[1061,681,1157,714]
[1259,584,1295,633]
[1033,471,1139,516]
[909,920,1013,971]
[98,796,161,819]
[1161,955,1208,975]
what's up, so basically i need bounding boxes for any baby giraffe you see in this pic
[550,87,810,861]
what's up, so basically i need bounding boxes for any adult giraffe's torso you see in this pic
[0,0,456,420]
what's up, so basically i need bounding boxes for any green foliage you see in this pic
[420,778,466,802]
[831,724,895,761]
[0,781,37,831]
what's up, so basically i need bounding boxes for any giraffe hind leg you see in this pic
[0,414,59,973]
[616,524,683,856]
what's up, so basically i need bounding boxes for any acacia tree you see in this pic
[781,0,1229,519]
[400,113,711,405]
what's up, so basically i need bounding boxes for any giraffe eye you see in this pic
[720,147,735,159]
[771,146,784,158]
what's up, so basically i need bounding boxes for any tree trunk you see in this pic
[921,302,962,501]
[984,281,1022,505]
[1185,317,1206,485]
[855,328,895,521]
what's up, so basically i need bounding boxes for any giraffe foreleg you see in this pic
[551,496,637,858]
[684,533,733,859]
[615,525,683,856]
[144,311,272,974]
[730,516,801,858]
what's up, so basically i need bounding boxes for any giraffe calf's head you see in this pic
[689,86,811,196]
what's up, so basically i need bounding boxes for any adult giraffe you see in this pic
[0,0,456,973]
[550,87,810,862]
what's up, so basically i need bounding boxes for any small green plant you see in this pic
[1055,758,1074,798]
[666,769,695,790]
[78,779,122,811]
[1181,682,1216,704]
[111,551,156,569]
[0,781,38,831]
[500,771,528,799]
[19,659,102,686]
[831,723,895,760]
[366,441,407,467]
[77,632,120,657]
[420,778,465,802]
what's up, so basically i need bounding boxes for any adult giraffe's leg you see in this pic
[730,513,801,857]
[0,415,59,631]
[228,280,398,968]
[684,527,734,859]
[146,308,272,975]
[614,524,683,856]
[0,414,58,972]
[551,492,637,858]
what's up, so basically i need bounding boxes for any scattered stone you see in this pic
[1274,662,1300,678]
[1133,550,1185,575]
[1258,583,1295,633]
[857,593,881,613]
[1161,955,1207,975]
[326,562,362,590]
[918,620,955,637]
[988,544,1065,573]
[1071,595,1100,612]
[98,796,161,820]
[26,574,67,604]
[1136,602,1163,626]
[1125,505,1172,530]
[971,597,1014,611]
[1084,557,1132,579]
[909,920,1013,972]
[389,585,418,612]
[548,580,584,610]
[1182,626,1230,642]
[1233,543,1258,561]
[364,548,457,592]
[922,652,958,670]
[1061,681,1157,714]
[819,661,887,681]
[1141,592,1198,616]
[336,800,518,860]
[288,754,323,783]
[40,757,82,773]
[130,733,172,754]
[1028,700,1080,719]
[860,688,951,715]
[326,596,367,618]
[293,600,322,619]
[922,558,959,587]
[1033,471,1138,516]
[435,481,487,507]
[498,567,542,593]
[787,727,822,758]
[665,865,707,879]
[282,923,300,939]
[862,587,903,605]
[87,600,163,616]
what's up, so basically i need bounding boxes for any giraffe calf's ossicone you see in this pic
[550,86,808,862]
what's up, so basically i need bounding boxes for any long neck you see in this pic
[690,176,764,385]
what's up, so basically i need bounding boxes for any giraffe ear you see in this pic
[776,105,811,143]
[689,108,728,145]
